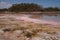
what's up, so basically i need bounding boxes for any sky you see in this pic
[0,0,60,9]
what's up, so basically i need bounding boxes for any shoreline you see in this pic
[15,16,60,26]
[0,14,60,27]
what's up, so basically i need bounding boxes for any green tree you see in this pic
[8,3,43,12]
[44,7,60,12]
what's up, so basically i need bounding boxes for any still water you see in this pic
[25,14,60,23]
[41,15,60,23]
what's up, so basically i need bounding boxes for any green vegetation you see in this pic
[44,7,60,12]
[0,3,60,12]
[8,3,43,12]
[0,8,8,12]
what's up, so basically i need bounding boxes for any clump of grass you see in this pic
[24,32,32,38]
[24,31,37,38]
[3,29,11,32]
[46,31,56,34]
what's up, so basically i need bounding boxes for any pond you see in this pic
[41,15,60,23]
[25,14,60,23]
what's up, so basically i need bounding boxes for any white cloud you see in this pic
[0,2,12,9]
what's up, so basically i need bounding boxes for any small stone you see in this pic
[0,30,4,33]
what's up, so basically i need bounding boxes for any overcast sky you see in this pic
[0,0,60,9]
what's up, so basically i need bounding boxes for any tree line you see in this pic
[0,3,60,12]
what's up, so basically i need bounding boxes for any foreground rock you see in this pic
[0,28,60,40]
[0,21,60,40]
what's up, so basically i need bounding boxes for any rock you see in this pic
[0,30,4,34]
[13,30,23,34]
[4,31,25,40]
[30,37,45,40]
[30,32,60,40]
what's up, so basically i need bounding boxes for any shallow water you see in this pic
[40,15,60,23]
[24,14,60,23]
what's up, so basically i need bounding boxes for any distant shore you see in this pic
[0,11,60,15]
